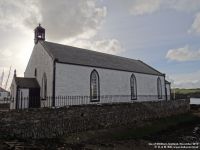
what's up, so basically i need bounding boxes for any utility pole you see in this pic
[0,69,4,87]
[5,66,11,90]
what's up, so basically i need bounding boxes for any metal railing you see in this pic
[8,95,169,110]
[171,94,189,101]
[0,98,10,110]
[0,98,10,103]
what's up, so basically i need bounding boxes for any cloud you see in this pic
[167,0,200,12]
[0,0,124,87]
[169,70,200,88]
[174,81,200,89]
[188,12,200,35]
[0,0,121,55]
[24,0,107,41]
[0,0,40,30]
[129,0,200,16]
[0,0,107,41]
[0,49,13,57]
[166,45,200,62]
[91,39,123,54]
[130,0,161,16]
[63,38,123,55]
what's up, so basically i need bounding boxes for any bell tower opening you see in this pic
[34,24,45,44]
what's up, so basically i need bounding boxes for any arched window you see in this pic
[34,68,37,77]
[157,77,162,99]
[90,70,100,102]
[130,74,137,100]
[42,73,47,99]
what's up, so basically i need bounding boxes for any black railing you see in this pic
[0,98,10,104]
[0,98,11,110]
[171,93,189,100]
[7,95,172,110]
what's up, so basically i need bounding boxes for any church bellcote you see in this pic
[34,24,45,44]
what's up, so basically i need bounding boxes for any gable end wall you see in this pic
[24,43,54,98]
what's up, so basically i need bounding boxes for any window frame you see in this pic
[34,68,37,77]
[41,73,47,100]
[90,69,100,102]
[130,74,137,100]
[157,77,162,99]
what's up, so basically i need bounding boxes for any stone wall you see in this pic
[0,99,190,139]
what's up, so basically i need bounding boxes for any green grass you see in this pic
[111,113,200,140]
[61,113,200,144]
[172,88,200,94]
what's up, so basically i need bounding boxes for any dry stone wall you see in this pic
[0,99,190,139]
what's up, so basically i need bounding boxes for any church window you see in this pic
[157,77,162,99]
[34,68,37,77]
[130,74,137,100]
[90,70,100,102]
[42,73,47,99]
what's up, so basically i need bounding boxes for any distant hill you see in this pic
[171,88,200,98]
[172,88,200,94]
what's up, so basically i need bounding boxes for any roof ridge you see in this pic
[43,41,139,62]
[40,41,163,76]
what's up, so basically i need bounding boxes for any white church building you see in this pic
[10,24,171,109]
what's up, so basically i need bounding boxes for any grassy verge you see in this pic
[111,113,200,140]
[1,113,199,149]
[172,88,200,94]
[61,113,200,145]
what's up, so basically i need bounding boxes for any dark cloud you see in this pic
[0,0,122,87]
[23,0,107,41]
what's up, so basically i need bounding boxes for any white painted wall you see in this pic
[166,83,171,100]
[17,89,29,109]
[9,78,30,109]
[10,78,17,109]
[24,42,54,98]
[55,63,166,106]
[22,41,167,107]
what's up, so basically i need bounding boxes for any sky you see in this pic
[0,0,200,90]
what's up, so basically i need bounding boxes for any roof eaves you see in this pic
[138,60,164,76]
[57,60,164,76]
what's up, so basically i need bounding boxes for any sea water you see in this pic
[190,98,200,105]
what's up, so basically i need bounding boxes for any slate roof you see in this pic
[0,87,8,92]
[15,77,40,88]
[41,41,163,76]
